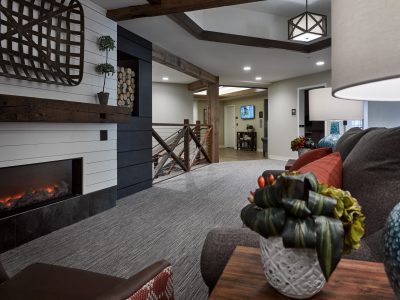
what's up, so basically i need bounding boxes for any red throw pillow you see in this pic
[289,147,333,172]
[298,152,343,188]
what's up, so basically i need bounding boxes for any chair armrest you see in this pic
[0,261,9,284]
[200,228,259,293]
[96,260,173,300]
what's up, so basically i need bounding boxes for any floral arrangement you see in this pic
[243,173,365,280]
[291,136,316,151]
[291,136,306,151]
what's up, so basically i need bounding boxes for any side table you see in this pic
[209,246,394,300]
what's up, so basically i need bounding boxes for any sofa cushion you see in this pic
[289,147,332,172]
[343,127,400,237]
[335,127,377,162]
[298,152,342,188]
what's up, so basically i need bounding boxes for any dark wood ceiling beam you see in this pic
[153,45,218,84]
[107,0,264,21]
[169,13,331,53]
[188,80,209,92]
[147,0,161,4]
[168,13,203,39]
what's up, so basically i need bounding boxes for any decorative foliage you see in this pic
[291,136,306,151]
[96,36,116,93]
[98,36,116,52]
[0,0,85,86]
[318,184,365,254]
[241,172,365,280]
[95,64,115,76]
[291,136,315,151]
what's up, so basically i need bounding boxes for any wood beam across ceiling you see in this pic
[188,80,209,92]
[169,13,331,53]
[153,45,218,84]
[107,0,264,21]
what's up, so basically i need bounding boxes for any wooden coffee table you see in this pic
[209,246,395,299]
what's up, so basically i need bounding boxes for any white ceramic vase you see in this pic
[260,236,326,299]
[297,148,311,157]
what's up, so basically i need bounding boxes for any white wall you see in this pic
[368,102,400,128]
[268,71,331,160]
[152,83,194,123]
[0,0,118,194]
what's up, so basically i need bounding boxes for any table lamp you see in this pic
[332,1,400,101]
[309,87,364,148]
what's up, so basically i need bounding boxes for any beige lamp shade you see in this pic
[309,88,364,121]
[332,0,400,101]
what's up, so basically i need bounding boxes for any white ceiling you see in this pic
[96,0,332,86]
[152,61,197,84]
[237,0,331,18]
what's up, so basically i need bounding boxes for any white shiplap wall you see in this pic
[0,0,118,194]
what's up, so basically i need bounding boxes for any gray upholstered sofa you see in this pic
[200,127,400,292]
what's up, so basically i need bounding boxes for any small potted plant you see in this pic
[95,36,116,105]
[291,136,314,157]
[243,173,365,299]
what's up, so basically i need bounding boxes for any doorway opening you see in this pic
[298,84,327,145]
[224,105,236,148]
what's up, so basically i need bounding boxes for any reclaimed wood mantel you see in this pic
[0,94,132,123]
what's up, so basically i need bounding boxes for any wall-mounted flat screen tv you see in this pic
[240,105,255,119]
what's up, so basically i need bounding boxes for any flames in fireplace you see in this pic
[0,181,70,212]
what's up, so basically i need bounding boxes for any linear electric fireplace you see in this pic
[0,158,116,254]
[0,159,82,218]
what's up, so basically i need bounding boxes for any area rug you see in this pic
[1,159,285,299]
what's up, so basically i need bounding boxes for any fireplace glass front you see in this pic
[0,159,82,218]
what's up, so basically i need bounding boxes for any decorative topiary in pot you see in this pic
[95,36,116,105]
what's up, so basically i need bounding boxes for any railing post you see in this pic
[195,120,201,161]
[184,119,190,171]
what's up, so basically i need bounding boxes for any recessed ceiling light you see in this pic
[255,76,262,81]
[243,66,252,71]
[162,77,169,81]
[316,61,325,66]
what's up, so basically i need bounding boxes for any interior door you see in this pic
[224,105,235,148]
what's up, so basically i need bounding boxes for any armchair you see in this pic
[0,259,174,300]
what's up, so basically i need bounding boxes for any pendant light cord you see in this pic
[306,0,308,12]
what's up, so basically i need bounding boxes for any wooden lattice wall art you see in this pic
[0,0,85,86]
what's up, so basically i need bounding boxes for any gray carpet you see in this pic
[1,159,285,299]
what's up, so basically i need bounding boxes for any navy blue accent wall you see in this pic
[117,27,153,199]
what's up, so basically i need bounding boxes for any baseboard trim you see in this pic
[268,155,295,161]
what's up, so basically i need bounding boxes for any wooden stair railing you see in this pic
[152,120,212,180]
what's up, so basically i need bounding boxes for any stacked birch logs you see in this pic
[117,66,135,109]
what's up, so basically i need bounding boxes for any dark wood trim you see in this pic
[107,0,263,21]
[207,79,219,163]
[169,13,203,39]
[152,128,188,178]
[188,80,208,92]
[147,0,161,4]
[0,94,131,123]
[169,13,331,53]
[153,44,218,83]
